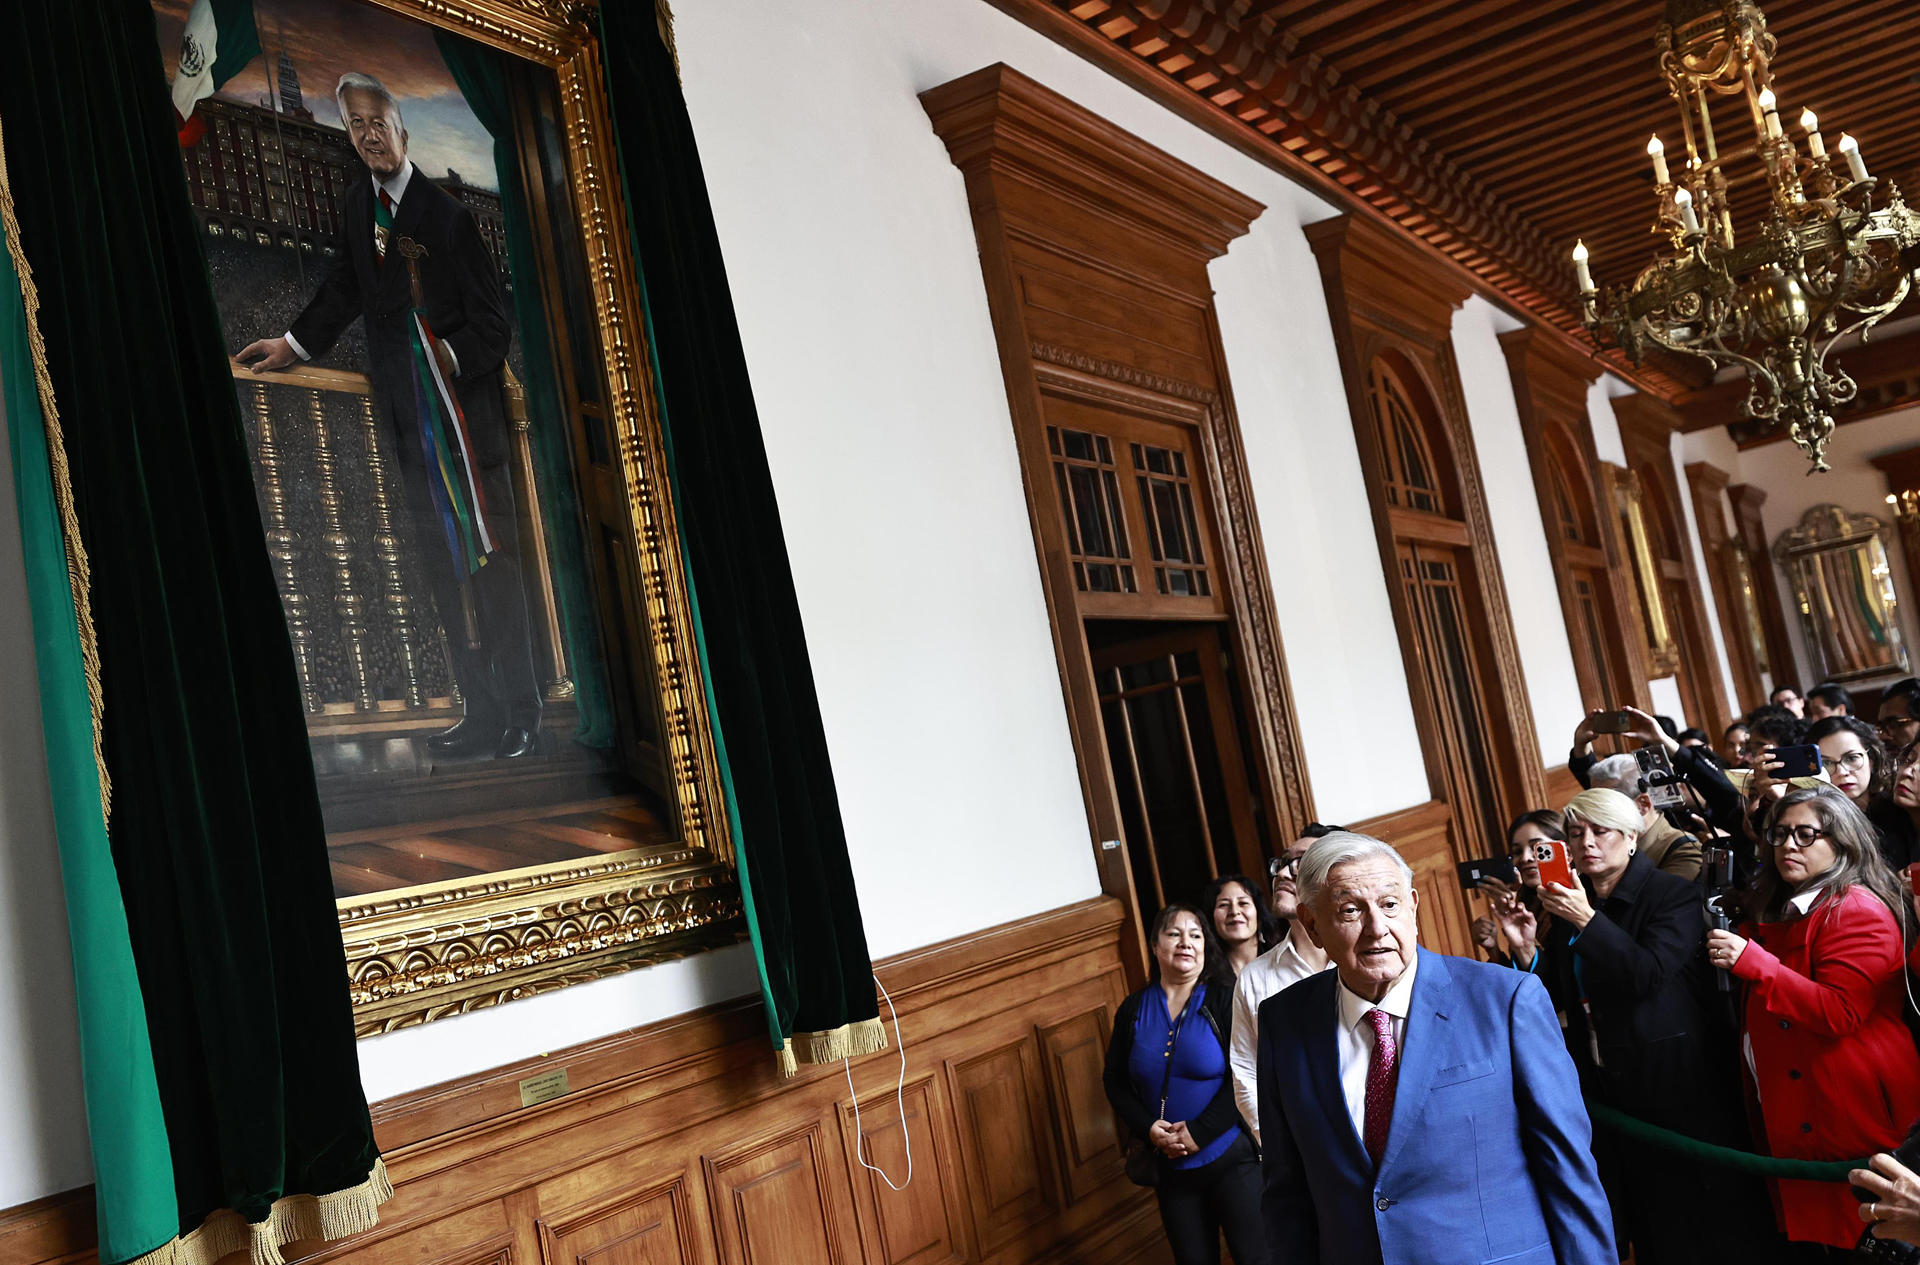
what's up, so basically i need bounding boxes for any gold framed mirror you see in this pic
[1772,504,1910,686]
[152,0,743,1033]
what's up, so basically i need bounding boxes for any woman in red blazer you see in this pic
[1707,785,1920,1252]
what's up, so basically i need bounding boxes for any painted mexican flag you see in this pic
[168,0,260,146]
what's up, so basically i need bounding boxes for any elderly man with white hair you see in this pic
[1255,831,1613,1265]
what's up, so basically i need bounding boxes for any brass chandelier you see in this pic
[1574,0,1920,473]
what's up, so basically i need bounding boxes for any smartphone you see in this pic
[1456,856,1518,893]
[1533,838,1576,890]
[1634,745,1686,810]
[1589,710,1635,735]
[1770,744,1823,780]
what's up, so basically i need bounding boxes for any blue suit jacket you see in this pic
[1256,948,1614,1265]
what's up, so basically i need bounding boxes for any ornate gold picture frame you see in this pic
[1614,466,1679,678]
[154,0,743,1034]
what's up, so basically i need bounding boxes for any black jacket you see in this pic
[1102,980,1241,1152]
[1535,852,1743,1136]
[288,165,513,468]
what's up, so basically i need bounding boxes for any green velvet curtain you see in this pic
[0,202,178,1265]
[0,0,385,1259]
[598,6,882,1072]
[431,30,615,748]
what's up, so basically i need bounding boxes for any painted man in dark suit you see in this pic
[239,73,540,759]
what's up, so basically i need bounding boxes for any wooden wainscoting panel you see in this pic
[536,1177,696,1265]
[948,1039,1059,1257]
[703,1121,860,1265]
[1035,1009,1122,1206]
[1544,764,1581,808]
[835,1077,967,1265]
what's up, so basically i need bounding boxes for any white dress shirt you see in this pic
[1333,952,1418,1147]
[1231,929,1331,1141]
[283,163,454,372]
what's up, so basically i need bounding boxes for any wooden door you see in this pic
[1092,625,1263,922]
[1396,540,1505,855]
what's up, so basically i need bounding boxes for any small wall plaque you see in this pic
[519,1067,570,1107]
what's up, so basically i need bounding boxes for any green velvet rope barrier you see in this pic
[1587,1102,1868,1181]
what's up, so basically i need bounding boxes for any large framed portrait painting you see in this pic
[151,0,744,1033]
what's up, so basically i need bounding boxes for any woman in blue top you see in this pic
[1102,903,1266,1265]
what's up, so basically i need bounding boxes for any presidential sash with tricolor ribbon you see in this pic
[375,190,495,580]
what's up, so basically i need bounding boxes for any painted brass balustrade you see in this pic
[228,357,575,722]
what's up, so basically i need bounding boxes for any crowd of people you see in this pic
[1104,677,1920,1264]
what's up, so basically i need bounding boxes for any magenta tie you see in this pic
[1363,1008,1397,1166]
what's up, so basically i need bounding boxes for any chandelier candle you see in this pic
[1572,240,1593,295]
[1758,87,1782,138]
[1672,188,1701,235]
[1837,134,1867,184]
[1647,135,1670,185]
[1800,108,1825,158]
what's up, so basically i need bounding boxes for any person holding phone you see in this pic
[1473,810,1558,963]
[1570,706,1745,840]
[1707,786,1920,1253]
[1517,789,1781,1264]
[1104,905,1265,1265]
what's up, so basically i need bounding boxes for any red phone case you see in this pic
[1909,861,1920,897]
[1537,839,1576,890]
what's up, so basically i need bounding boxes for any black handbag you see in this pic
[1122,999,1184,1189]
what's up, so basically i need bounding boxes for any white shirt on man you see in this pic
[1230,930,1331,1141]
[283,163,453,372]
[1333,949,1418,1146]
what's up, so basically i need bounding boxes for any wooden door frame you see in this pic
[1307,214,1548,839]
[923,66,1316,978]
[1498,327,1652,715]
[1613,395,1735,732]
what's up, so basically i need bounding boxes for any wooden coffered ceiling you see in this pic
[989,0,1920,433]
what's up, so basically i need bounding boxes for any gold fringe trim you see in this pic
[118,1157,394,1265]
[654,0,682,80]
[776,1017,888,1079]
[0,108,111,818]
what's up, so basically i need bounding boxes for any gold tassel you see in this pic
[776,1017,889,1078]
[0,107,112,818]
[654,0,682,81]
[117,1158,394,1265]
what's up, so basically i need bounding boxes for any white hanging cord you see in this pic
[843,974,912,1191]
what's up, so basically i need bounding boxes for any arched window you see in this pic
[1367,358,1449,517]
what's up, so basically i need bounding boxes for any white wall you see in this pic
[1451,298,1583,764]
[1666,431,1742,719]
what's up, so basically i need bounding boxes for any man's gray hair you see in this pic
[335,73,403,130]
[1586,753,1643,797]
[1296,831,1414,909]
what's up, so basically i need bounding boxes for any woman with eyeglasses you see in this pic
[1506,790,1778,1264]
[1807,715,1914,871]
[1706,786,1920,1254]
